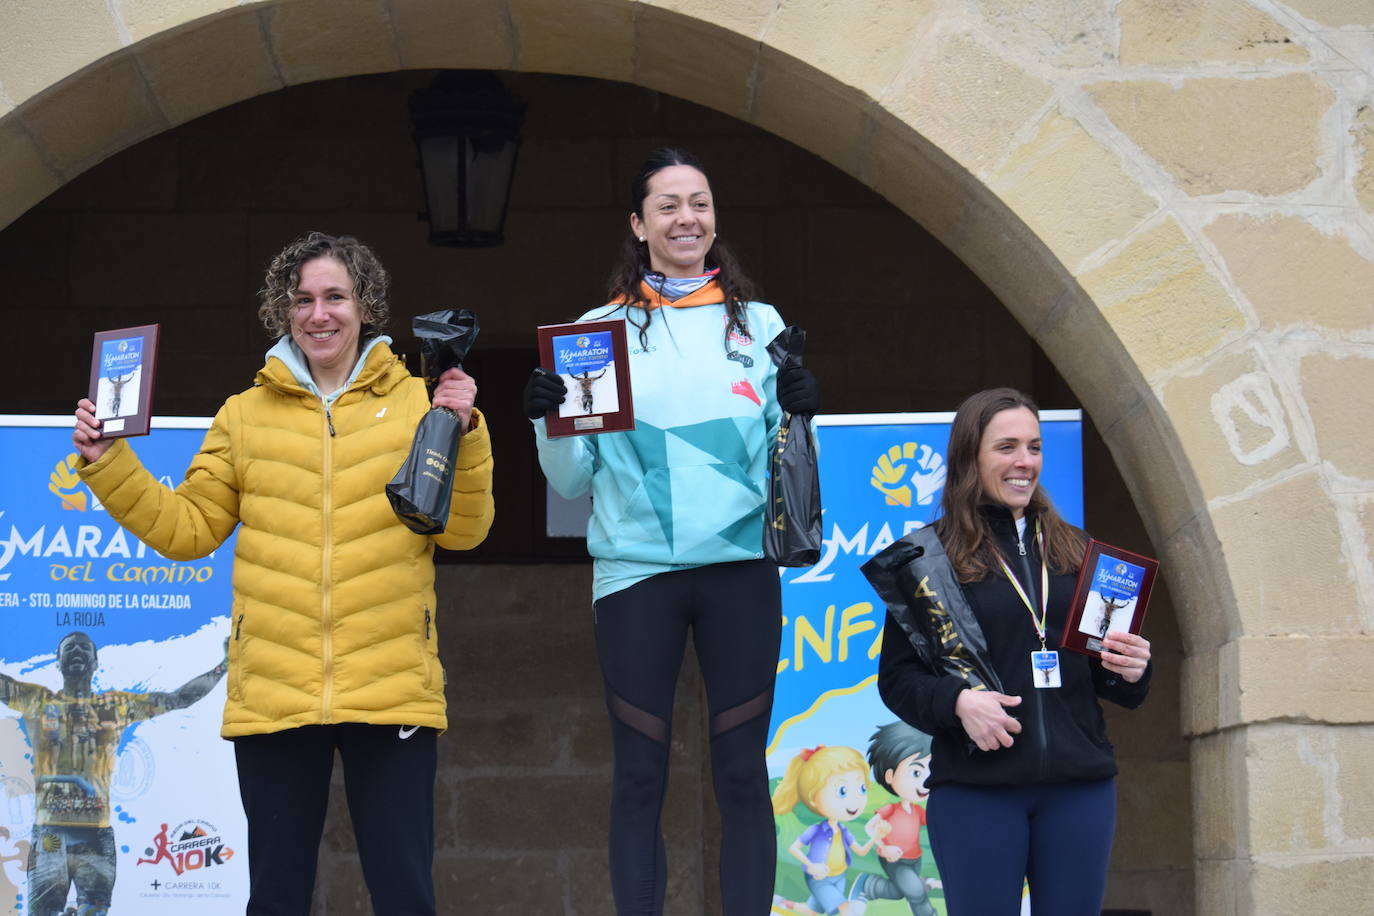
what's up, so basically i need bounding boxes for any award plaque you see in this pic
[1060,539,1159,658]
[536,319,634,438]
[87,324,160,438]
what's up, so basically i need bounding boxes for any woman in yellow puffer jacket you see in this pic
[72,231,494,916]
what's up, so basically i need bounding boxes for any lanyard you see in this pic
[994,519,1050,650]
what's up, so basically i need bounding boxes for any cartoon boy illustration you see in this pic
[771,745,876,916]
[849,722,939,916]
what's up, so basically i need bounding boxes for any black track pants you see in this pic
[233,723,438,916]
[593,559,782,916]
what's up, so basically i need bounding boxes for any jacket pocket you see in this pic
[228,608,246,701]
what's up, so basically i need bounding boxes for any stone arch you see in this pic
[4,1,1369,912]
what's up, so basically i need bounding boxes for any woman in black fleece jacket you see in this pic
[870,388,1152,916]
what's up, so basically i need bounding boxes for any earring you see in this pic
[638,236,646,242]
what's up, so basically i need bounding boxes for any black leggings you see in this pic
[593,559,782,916]
[233,724,438,916]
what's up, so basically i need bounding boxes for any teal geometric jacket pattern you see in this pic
[533,291,785,600]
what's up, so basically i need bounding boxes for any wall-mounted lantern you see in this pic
[409,71,524,247]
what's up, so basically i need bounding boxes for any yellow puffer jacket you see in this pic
[78,343,494,737]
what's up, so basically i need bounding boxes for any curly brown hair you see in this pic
[257,231,391,340]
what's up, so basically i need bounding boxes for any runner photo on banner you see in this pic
[768,412,1082,916]
[0,417,245,916]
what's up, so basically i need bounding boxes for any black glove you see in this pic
[776,366,819,415]
[523,367,568,419]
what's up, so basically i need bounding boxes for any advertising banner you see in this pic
[769,411,1082,916]
[0,417,244,916]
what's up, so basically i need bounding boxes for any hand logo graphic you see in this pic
[870,442,946,508]
[48,454,87,511]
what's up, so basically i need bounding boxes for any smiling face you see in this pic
[977,406,1043,519]
[290,256,365,390]
[57,633,97,679]
[884,751,932,803]
[629,164,716,278]
[811,768,868,823]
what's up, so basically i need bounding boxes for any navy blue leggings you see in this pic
[593,559,782,916]
[926,778,1116,916]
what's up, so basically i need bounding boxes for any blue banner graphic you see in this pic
[0,417,245,915]
[769,411,1081,916]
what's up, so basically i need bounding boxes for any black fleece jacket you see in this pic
[877,506,1151,789]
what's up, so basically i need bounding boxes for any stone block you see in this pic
[566,849,617,914]
[1298,350,1374,482]
[1209,471,1359,634]
[136,9,283,127]
[0,0,123,105]
[1246,724,1374,856]
[459,774,609,850]
[1119,0,1307,66]
[761,0,938,99]
[446,616,602,703]
[391,0,516,69]
[1081,217,1246,381]
[1195,857,1246,916]
[1088,74,1331,197]
[1099,393,1208,549]
[1284,0,1374,27]
[1236,635,1374,726]
[988,111,1159,273]
[264,0,401,85]
[70,212,249,308]
[644,0,775,38]
[440,708,558,770]
[1159,512,1239,657]
[506,138,616,210]
[879,30,1052,178]
[975,0,1116,67]
[433,853,566,913]
[1103,865,1195,916]
[509,0,636,81]
[1161,349,1307,504]
[1250,853,1374,915]
[1355,105,1374,217]
[1190,729,1248,858]
[41,132,179,211]
[0,123,62,232]
[117,0,236,43]
[751,45,871,178]
[21,56,165,177]
[862,109,976,253]
[1205,213,1374,335]
[636,5,757,122]
[1115,759,1194,868]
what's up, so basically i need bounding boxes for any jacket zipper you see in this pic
[424,606,431,639]
[1012,522,1051,780]
[320,405,335,721]
[235,614,243,640]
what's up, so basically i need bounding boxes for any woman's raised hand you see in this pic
[72,398,114,464]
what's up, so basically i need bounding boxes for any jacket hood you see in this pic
[258,335,402,400]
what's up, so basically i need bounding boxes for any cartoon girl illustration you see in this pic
[771,745,876,916]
